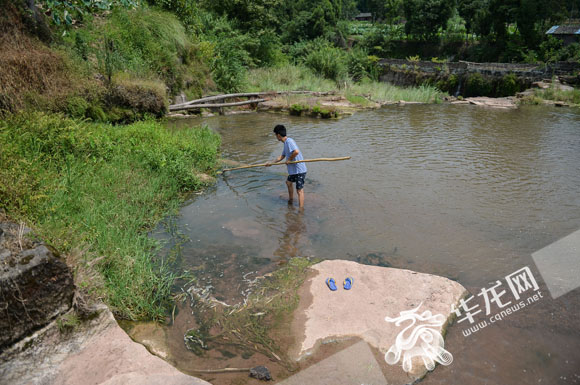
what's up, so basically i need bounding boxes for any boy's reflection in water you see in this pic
[274,206,307,261]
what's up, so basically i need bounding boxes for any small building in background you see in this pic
[546,22,580,46]
[354,13,373,22]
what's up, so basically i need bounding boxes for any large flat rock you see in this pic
[53,310,211,385]
[278,340,386,385]
[291,260,467,382]
[0,306,210,385]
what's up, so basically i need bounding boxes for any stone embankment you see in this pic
[379,58,580,90]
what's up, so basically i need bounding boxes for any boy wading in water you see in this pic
[266,124,307,208]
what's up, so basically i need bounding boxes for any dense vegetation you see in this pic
[356,0,580,62]
[5,0,578,111]
[0,112,220,320]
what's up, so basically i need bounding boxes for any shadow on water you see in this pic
[140,105,580,384]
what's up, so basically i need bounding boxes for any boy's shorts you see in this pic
[287,173,306,190]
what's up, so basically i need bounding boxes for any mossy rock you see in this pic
[86,105,107,122]
[107,76,168,117]
[107,107,136,124]
[309,105,321,117]
[289,104,306,116]
[65,96,89,119]
[319,109,332,119]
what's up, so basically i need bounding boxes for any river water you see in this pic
[159,104,580,384]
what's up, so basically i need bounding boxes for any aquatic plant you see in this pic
[183,257,316,369]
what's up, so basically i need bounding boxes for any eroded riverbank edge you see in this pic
[0,217,210,385]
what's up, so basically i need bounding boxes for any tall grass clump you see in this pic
[246,64,336,92]
[246,64,444,104]
[0,112,220,320]
[348,81,444,103]
[65,7,211,97]
[533,87,580,105]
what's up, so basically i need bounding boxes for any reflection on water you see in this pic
[157,105,580,384]
[274,207,308,260]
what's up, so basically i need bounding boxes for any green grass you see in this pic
[348,81,444,103]
[533,87,580,105]
[245,64,337,92]
[63,7,211,98]
[245,64,444,104]
[0,112,220,320]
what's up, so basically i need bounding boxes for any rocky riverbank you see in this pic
[286,260,466,384]
[168,78,578,121]
[0,217,210,385]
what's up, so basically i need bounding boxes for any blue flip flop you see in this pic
[326,278,337,291]
[343,277,354,290]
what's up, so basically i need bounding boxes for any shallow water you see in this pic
[158,105,580,384]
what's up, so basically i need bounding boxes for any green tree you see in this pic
[403,0,455,39]
[281,0,355,43]
[199,0,283,32]
[366,0,403,23]
[457,0,489,36]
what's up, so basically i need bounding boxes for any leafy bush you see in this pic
[497,73,520,97]
[196,14,252,92]
[248,30,287,67]
[289,104,307,116]
[359,24,400,57]
[304,44,347,81]
[86,104,107,122]
[465,73,492,97]
[347,48,379,82]
[40,0,138,28]
[65,96,89,118]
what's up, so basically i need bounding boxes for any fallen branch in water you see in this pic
[169,90,336,110]
[190,367,251,374]
[169,99,266,112]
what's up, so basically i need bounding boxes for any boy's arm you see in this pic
[285,149,300,164]
[265,155,285,167]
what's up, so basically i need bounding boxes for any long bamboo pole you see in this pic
[221,156,351,172]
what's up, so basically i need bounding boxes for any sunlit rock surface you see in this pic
[0,306,211,385]
[291,260,467,383]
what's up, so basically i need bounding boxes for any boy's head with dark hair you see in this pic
[273,124,286,138]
